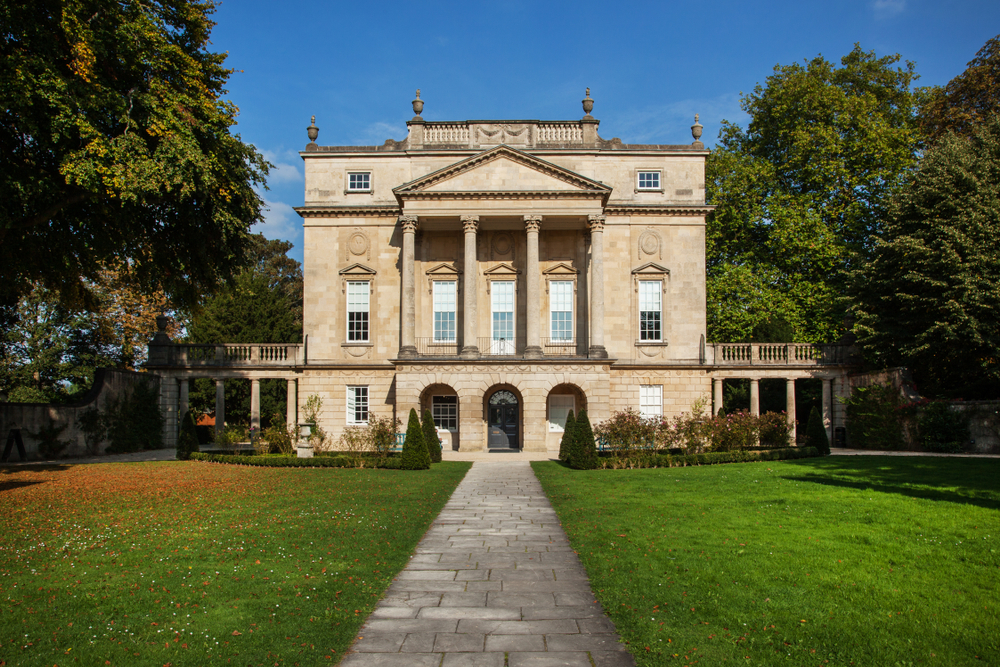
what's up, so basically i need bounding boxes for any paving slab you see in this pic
[342,461,636,666]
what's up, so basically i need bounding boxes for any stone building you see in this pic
[148,91,856,454]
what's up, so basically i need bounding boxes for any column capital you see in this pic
[461,215,480,233]
[587,214,606,233]
[523,215,542,234]
[399,215,418,234]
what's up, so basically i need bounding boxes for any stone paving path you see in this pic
[340,461,636,667]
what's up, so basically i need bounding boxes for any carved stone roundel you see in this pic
[348,232,369,257]
[492,232,513,256]
[640,231,659,256]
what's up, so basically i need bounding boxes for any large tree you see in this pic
[706,45,923,343]
[186,235,303,427]
[850,117,1000,399]
[0,0,268,311]
[919,34,1000,143]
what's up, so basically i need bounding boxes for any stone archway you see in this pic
[485,386,522,450]
[545,383,587,452]
[420,383,460,451]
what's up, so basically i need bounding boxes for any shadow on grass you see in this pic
[779,456,1000,511]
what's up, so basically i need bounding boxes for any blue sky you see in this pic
[208,0,1000,265]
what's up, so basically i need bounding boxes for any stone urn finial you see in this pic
[691,113,704,148]
[306,115,319,144]
[412,89,424,117]
[582,87,594,117]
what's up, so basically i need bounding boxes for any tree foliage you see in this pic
[804,406,830,456]
[920,34,1000,143]
[0,0,269,311]
[558,409,575,463]
[707,45,923,343]
[401,408,430,470]
[186,235,302,427]
[421,409,442,463]
[568,409,597,470]
[851,117,1000,398]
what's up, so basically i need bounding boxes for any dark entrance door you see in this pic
[487,390,519,449]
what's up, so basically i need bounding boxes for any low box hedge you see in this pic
[598,446,820,469]
[189,452,404,469]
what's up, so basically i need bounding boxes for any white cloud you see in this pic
[872,0,905,16]
[252,198,300,242]
[259,148,303,186]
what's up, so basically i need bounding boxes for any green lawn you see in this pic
[0,460,471,666]
[533,457,1000,666]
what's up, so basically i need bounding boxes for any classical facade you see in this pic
[148,92,856,454]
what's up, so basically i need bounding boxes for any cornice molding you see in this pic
[295,205,401,218]
[604,203,716,216]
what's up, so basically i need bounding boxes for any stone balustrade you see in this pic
[711,343,857,366]
[151,343,303,368]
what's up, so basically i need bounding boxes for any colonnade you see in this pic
[175,377,298,437]
[397,213,608,359]
[712,376,836,443]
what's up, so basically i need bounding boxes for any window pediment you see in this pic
[339,263,377,277]
[631,262,670,277]
[425,262,461,277]
[542,262,579,277]
[483,262,521,277]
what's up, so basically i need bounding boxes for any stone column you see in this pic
[250,379,261,434]
[713,378,724,416]
[178,378,189,422]
[587,214,607,359]
[822,378,833,445]
[460,215,480,358]
[399,215,419,358]
[786,378,796,444]
[215,379,225,438]
[749,378,760,416]
[524,215,542,358]
[286,379,298,433]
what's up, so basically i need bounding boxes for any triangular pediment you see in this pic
[425,262,461,277]
[632,262,670,275]
[483,262,521,276]
[542,262,579,276]
[395,145,611,196]
[339,263,377,277]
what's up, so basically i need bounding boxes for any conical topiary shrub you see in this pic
[805,406,830,455]
[569,409,598,470]
[176,410,200,460]
[421,409,443,463]
[558,410,576,462]
[401,408,430,470]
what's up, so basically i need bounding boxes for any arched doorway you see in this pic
[487,389,519,450]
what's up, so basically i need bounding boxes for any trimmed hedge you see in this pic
[596,446,820,469]
[189,452,404,469]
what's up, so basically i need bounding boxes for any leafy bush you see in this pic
[421,409,442,463]
[597,446,820,469]
[334,414,402,467]
[569,409,598,470]
[558,410,576,462]
[302,394,331,452]
[176,410,200,460]
[401,408,430,470]
[843,382,905,450]
[31,422,70,458]
[918,402,970,453]
[104,379,164,454]
[261,412,295,455]
[213,423,247,453]
[78,408,106,455]
[758,411,793,448]
[595,408,656,454]
[704,410,760,452]
[190,452,403,469]
[804,406,830,455]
